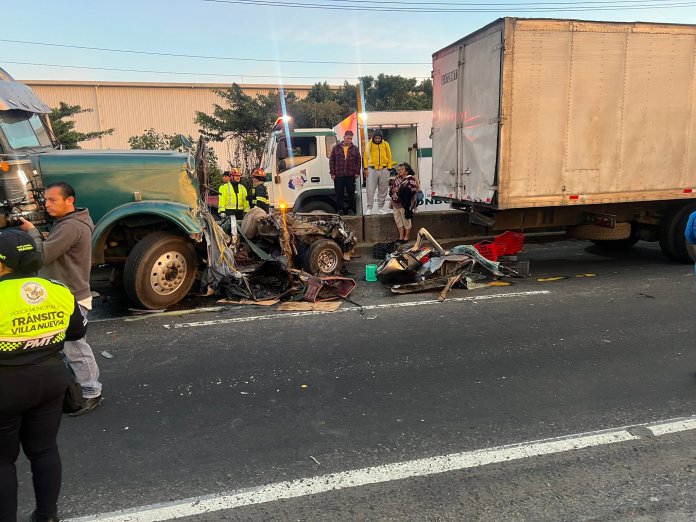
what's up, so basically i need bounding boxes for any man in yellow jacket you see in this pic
[218,168,250,222]
[363,129,393,214]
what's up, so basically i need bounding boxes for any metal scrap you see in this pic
[376,228,513,300]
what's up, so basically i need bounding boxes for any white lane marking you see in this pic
[164,290,552,329]
[66,425,637,522]
[646,417,696,436]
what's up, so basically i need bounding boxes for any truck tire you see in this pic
[123,232,197,309]
[303,239,343,275]
[299,200,335,213]
[658,203,696,263]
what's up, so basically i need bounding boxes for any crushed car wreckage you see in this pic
[199,209,357,303]
[375,228,522,301]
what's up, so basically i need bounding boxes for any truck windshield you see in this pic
[0,110,53,149]
[259,132,276,171]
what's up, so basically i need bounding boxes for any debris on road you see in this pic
[276,301,342,312]
[375,228,521,301]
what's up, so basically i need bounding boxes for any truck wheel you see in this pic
[123,232,197,309]
[300,200,335,213]
[658,203,696,263]
[303,239,343,275]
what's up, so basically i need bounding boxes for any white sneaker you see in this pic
[365,208,373,215]
[379,207,390,214]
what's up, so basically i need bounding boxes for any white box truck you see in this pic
[431,18,696,261]
[259,111,451,214]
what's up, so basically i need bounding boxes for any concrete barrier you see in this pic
[342,210,491,252]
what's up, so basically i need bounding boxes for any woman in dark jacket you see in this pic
[0,229,86,522]
[389,163,419,243]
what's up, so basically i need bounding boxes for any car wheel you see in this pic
[303,239,343,275]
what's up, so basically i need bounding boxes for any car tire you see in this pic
[123,232,197,309]
[303,239,343,275]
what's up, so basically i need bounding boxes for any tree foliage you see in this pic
[195,84,300,173]
[128,128,223,188]
[360,74,432,111]
[49,102,114,149]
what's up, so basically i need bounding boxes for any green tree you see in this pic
[291,81,349,127]
[195,84,299,172]
[128,128,223,188]
[292,99,345,128]
[49,102,114,149]
[361,74,432,111]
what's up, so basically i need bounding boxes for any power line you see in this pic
[0,39,430,66]
[3,61,430,82]
[201,0,696,12]
[316,0,687,4]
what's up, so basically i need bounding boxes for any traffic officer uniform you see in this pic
[0,229,86,522]
[218,168,250,222]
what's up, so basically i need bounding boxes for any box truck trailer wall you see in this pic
[431,18,696,262]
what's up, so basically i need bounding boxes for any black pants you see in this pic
[0,357,68,522]
[334,176,356,213]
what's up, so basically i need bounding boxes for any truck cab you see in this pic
[0,68,203,309]
[259,122,338,213]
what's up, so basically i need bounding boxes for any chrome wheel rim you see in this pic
[149,250,188,296]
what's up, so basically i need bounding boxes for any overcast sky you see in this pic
[3,0,695,85]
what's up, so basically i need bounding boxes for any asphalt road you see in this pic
[15,239,696,521]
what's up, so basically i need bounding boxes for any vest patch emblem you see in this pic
[21,282,47,305]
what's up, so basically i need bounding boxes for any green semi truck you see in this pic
[0,68,203,309]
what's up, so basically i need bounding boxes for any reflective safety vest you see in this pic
[0,276,84,365]
[218,182,250,214]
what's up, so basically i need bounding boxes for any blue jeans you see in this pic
[63,305,102,399]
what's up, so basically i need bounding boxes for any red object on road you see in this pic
[493,231,525,255]
[474,241,504,261]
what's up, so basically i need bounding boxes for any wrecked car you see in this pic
[198,207,357,303]
[238,209,355,275]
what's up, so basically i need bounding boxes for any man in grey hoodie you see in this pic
[21,182,103,416]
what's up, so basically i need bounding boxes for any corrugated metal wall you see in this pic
[25,80,313,169]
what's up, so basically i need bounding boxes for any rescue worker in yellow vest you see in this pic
[218,168,250,222]
[249,168,270,213]
[0,229,86,522]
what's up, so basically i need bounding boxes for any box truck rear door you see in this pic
[458,30,503,205]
